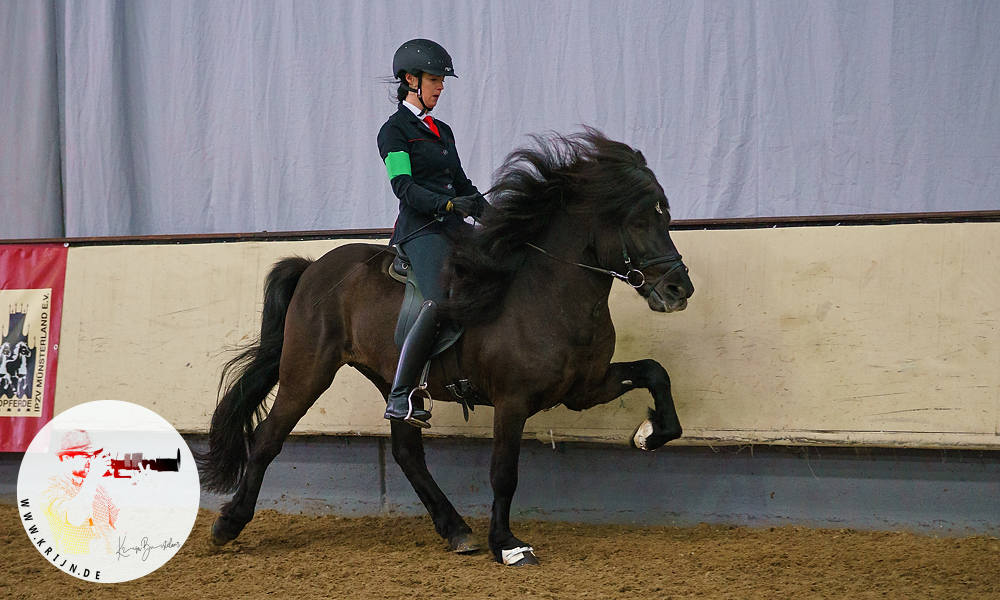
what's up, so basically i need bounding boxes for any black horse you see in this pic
[196,129,695,566]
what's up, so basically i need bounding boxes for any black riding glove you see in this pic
[473,193,490,218]
[447,193,487,219]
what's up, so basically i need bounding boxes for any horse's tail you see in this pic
[195,256,314,493]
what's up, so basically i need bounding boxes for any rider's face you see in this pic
[406,73,445,111]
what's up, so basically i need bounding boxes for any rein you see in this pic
[526,229,686,291]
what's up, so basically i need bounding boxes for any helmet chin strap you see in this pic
[402,74,432,116]
[417,81,430,115]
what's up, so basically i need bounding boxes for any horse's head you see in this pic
[616,197,694,313]
[588,143,694,313]
[447,128,694,324]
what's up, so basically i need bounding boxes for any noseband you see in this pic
[526,229,687,293]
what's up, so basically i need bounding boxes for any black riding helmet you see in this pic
[393,39,456,114]
[393,38,456,79]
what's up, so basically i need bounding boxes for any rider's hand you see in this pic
[447,193,485,219]
[473,193,490,219]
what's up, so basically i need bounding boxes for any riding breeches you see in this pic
[398,233,451,305]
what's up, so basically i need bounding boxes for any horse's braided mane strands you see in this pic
[445,127,665,326]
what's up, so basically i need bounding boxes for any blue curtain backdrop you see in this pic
[1,0,998,238]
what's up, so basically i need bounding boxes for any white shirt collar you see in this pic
[403,100,431,120]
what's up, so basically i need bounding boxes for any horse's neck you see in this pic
[517,216,615,321]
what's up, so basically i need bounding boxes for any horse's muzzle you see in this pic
[646,288,688,313]
[644,275,693,313]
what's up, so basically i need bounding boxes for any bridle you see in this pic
[526,228,687,294]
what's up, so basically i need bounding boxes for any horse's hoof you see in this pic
[449,532,482,554]
[500,546,538,566]
[209,518,235,546]
[204,536,224,554]
[630,419,655,450]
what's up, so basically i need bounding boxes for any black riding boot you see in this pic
[385,300,439,428]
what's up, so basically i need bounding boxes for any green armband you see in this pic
[384,151,412,179]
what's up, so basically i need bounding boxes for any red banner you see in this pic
[0,244,68,451]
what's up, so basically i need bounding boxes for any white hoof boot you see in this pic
[501,546,536,566]
[631,419,654,451]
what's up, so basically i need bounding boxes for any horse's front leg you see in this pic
[572,359,682,451]
[488,399,539,566]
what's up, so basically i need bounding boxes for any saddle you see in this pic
[388,249,478,420]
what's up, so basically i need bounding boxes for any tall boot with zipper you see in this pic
[385,300,439,428]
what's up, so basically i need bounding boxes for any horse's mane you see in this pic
[445,128,667,326]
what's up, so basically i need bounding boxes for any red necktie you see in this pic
[423,115,440,138]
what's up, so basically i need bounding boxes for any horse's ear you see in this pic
[635,149,647,165]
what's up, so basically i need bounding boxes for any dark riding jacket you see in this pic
[378,104,479,245]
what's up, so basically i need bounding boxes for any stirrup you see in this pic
[404,387,433,429]
[404,360,434,429]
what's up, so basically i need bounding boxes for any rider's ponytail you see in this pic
[396,70,420,103]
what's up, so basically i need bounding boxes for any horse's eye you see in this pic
[655,202,663,215]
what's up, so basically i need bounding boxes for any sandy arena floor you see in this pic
[2,504,999,599]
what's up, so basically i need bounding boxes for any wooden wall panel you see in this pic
[53,223,1000,448]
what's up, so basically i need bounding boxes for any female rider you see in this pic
[378,39,486,428]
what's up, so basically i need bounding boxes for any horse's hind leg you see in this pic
[211,371,335,545]
[389,419,480,553]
